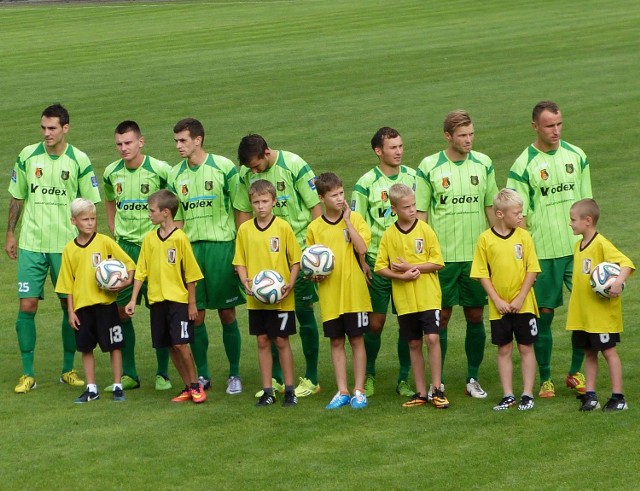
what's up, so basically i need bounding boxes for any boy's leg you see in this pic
[110,349,123,386]
[330,336,348,393]
[82,351,96,385]
[602,346,623,394]
[584,348,599,392]
[274,336,295,388]
[518,343,537,396]
[424,333,442,388]
[256,334,273,390]
[497,342,514,396]
[408,338,426,397]
[349,335,366,392]
[170,344,197,387]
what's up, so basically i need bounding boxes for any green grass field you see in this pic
[1,1,639,489]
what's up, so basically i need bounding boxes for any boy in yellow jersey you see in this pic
[375,184,448,409]
[307,173,372,410]
[125,190,206,404]
[233,180,301,407]
[566,199,634,412]
[55,199,135,403]
[471,189,540,411]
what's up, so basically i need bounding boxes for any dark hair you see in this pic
[238,134,269,165]
[42,104,69,126]
[370,127,400,151]
[314,172,342,196]
[148,189,179,218]
[532,101,560,122]
[173,118,205,144]
[115,120,141,137]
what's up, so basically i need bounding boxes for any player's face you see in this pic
[41,116,68,150]
[174,130,201,159]
[115,131,144,162]
[569,209,589,236]
[244,155,270,174]
[148,203,166,225]
[533,110,562,151]
[251,192,276,219]
[374,136,403,168]
[320,187,345,213]
[71,212,96,235]
[392,195,416,223]
[501,205,523,229]
[445,124,474,156]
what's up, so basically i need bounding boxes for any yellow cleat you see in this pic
[538,379,556,398]
[15,375,37,393]
[60,369,85,387]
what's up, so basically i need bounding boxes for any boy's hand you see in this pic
[342,202,351,221]
[400,267,420,281]
[391,257,412,273]
[281,283,294,300]
[243,279,254,296]
[308,274,327,283]
[509,296,525,312]
[360,260,373,286]
[124,301,136,316]
[188,303,197,320]
[108,274,133,292]
[69,311,81,331]
[608,278,624,297]
[494,297,512,315]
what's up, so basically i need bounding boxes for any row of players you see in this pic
[6,101,629,408]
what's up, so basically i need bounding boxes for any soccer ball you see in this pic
[251,269,287,304]
[301,244,335,277]
[590,262,625,298]
[95,258,129,290]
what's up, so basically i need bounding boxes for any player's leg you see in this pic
[513,313,539,403]
[600,335,626,410]
[349,334,366,394]
[437,261,461,384]
[328,330,348,394]
[518,343,536,397]
[191,309,211,387]
[497,342,514,397]
[294,276,320,397]
[562,256,586,392]
[256,334,273,390]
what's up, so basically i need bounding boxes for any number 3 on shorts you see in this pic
[529,318,538,336]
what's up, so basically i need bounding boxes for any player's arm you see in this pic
[186,281,197,320]
[376,265,420,282]
[416,211,428,222]
[236,210,252,227]
[105,200,117,236]
[609,266,633,297]
[310,204,322,220]
[342,204,367,255]
[508,271,538,312]
[67,293,81,330]
[485,206,495,228]
[478,278,511,315]
[5,197,23,259]
[124,279,143,315]
[235,265,252,296]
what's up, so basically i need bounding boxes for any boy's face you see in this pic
[569,209,590,236]
[148,203,167,225]
[251,192,276,219]
[391,195,416,223]
[497,204,523,229]
[71,211,96,235]
[320,186,345,213]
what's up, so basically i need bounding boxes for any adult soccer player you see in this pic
[351,127,416,398]
[416,110,498,399]
[235,134,322,398]
[507,100,592,398]
[170,118,245,394]
[5,103,101,393]
[103,120,173,391]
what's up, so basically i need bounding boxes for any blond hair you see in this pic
[389,183,414,206]
[493,188,523,212]
[70,198,96,217]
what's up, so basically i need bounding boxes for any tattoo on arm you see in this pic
[7,199,23,233]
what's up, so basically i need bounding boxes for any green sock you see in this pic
[155,347,170,377]
[364,331,381,376]
[439,328,448,383]
[191,323,210,380]
[222,319,241,377]
[534,311,553,381]
[16,311,36,376]
[271,341,283,385]
[296,307,319,384]
[397,336,411,382]
[61,309,76,373]
[121,319,138,379]
[465,321,486,382]
[569,347,585,375]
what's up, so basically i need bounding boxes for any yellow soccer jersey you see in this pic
[306,212,372,322]
[134,228,203,305]
[233,216,302,311]
[470,227,541,320]
[55,233,135,310]
[566,233,635,333]
[374,220,444,315]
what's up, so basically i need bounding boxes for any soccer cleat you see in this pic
[155,374,172,391]
[493,395,516,411]
[350,390,368,409]
[171,387,192,403]
[364,375,375,397]
[294,377,320,398]
[256,393,276,407]
[465,378,487,398]
[518,395,534,411]
[226,376,242,395]
[326,392,351,409]
[113,387,125,402]
[578,394,601,412]
[396,380,415,398]
[190,385,207,404]
[283,390,298,407]
[60,369,85,387]
[15,375,37,394]
[255,378,284,398]
[432,387,450,409]
[538,379,556,398]
[198,376,211,391]
[402,393,428,407]
[565,372,586,394]
[105,375,140,392]
[602,397,628,412]
[74,389,99,404]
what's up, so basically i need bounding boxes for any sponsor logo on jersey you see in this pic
[204,181,213,191]
[277,181,286,192]
[117,200,148,211]
[514,244,523,260]
[61,170,69,181]
[181,184,189,196]
[540,169,549,180]
[116,182,123,195]
[270,237,280,252]
[442,177,450,189]
[439,194,479,205]
[582,258,591,274]
[141,183,149,194]
[11,170,17,183]
[415,238,424,254]
[377,207,396,218]
[308,178,316,191]
[540,183,575,197]
[30,183,66,195]
[381,191,388,202]
[470,175,479,186]
[92,253,102,267]
[35,167,43,178]
[181,197,215,210]
[91,176,98,187]
[565,163,574,174]
[167,248,176,264]
[275,196,290,208]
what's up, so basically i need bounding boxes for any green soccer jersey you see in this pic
[351,165,416,262]
[169,153,239,242]
[507,141,592,259]
[416,150,498,262]
[235,150,320,247]
[8,142,101,253]
[103,155,171,245]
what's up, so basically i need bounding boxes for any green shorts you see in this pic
[115,239,147,307]
[192,241,246,311]
[439,261,487,309]
[366,255,394,314]
[17,249,64,299]
[294,269,318,308]
[533,256,573,309]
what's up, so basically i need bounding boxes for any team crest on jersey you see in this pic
[343,228,351,243]
[277,181,286,192]
[61,170,69,181]
[442,177,451,189]
[565,163,574,174]
[514,244,523,260]
[381,191,389,202]
[116,182,123,195]
[35,167,43,178]
[181,184,189,196]
[540,169,549,180]
[582,258,592,274]
[470,175,479,186]
[415,239,424,254]
[92,253,102,267]
[204,181,213,191]
[140,183,149,194]
[308,178,316,191]
[270,237,280,252]
[167,248,177,264]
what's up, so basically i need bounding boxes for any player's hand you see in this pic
[308,274,326,283]
[69,311,81,331]
[188,303,197,320]
[124,302,136,316]
[509,297,524,312]
[108,274,132,292]
[401,267,420,281]
[281,283,295,300]
[342,202,351,221]
[608,279,624,297]
[495,298,512,315]
[5,235,17,260]
[360,260,372,286]
[391,257,411,272]
[243,279,254,296]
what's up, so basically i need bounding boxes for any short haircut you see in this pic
[173,118,205,144]
[238,134,269,165]
[115,120,142,137]
[493,188,523,212]
[389,183,414,206]
[42,104,69,126]
[70,198,96,217]
[371,127,400,151]
[148,189,179,218]
[532,100,560,122]
[314,172,342,196]
[249,179,276,200]
[571,198,600,225]
[443,109,472,135]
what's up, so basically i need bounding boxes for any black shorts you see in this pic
[491,313,538,346]
[323,312,371,338]
[572,330,620,351]
[398,310,441,341]
[75,303,124,353]
[150,301,193,349]
[248,309,296,339]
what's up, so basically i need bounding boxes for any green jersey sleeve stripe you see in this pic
[78,165,95,178]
